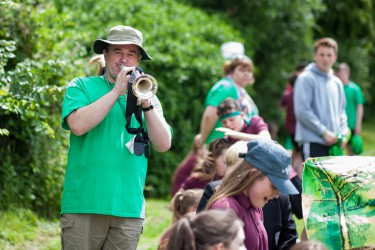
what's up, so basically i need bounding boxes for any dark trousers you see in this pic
[301,142,330,161]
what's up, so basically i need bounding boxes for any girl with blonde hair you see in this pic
[207,139,299,250]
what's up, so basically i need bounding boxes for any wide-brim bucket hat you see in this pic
[93,25,152,61]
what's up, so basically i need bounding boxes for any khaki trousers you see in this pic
[59,213,144,250]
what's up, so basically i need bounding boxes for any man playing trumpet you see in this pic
[60,25,172,250]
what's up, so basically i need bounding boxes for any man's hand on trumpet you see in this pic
[112,65,135,96]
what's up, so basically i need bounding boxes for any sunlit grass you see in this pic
[0,208,60,250]
[361,117,375,156]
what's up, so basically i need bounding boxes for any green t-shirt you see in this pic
[204,77,258,144]
[61,76,166,218]
[344,81,365,130]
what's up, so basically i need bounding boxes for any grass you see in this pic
[0,201,172,250]
[1,118,374,249]
[0,208,60,250]
[361,118,375,156]
[138,199,172,250]
[0,200,303,250]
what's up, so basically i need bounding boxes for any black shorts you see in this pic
[301,142,330,161]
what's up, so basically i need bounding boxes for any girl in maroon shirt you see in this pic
[207,139,299,250]
[169,138,233,210]
[180,138,233,190]
[215,97,271,142]
[171,134,207,196]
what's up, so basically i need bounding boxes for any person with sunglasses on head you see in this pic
[59,25,172,250]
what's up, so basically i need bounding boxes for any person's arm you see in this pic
[322,130,341,146]
[67,67,134,136]
[215,127,271,141]
[197,106,218,146]
[141,98,171,152]
[277,194,298,249]
[355,104,364,134]
[67,90,120,136]
[337,84,349,148]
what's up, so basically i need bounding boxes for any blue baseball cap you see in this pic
[243,139,299,195]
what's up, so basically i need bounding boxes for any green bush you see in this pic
[0,0,246,213]
[0,1,75,217]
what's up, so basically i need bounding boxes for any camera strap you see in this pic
[123,71,151,158]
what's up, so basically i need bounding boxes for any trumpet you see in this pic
[121,66,158,100]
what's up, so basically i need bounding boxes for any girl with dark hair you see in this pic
[158,189,204,250]
[168,138,233,211]
[166,209,246,250]
[180,138,233,190]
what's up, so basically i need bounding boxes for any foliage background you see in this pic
[1,0,374,217]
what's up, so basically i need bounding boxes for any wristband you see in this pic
[142,104,154,112]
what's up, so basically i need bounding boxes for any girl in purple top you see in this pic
[215,97,271,142]
[169,138,233,210]
[180,138,233,190]
[206,139,299,250]
[171,134,207,196]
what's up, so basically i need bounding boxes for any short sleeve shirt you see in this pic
[61,76,166,218]
[205,77,258,144]
[226,116,269,143]
[344,81,365,130]
[242,116,269,134]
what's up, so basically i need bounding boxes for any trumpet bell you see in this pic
[132,74,158,100]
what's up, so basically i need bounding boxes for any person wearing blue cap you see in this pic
[197,141,298,250]
[206,139,299,250]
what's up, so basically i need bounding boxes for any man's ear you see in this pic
[212,242,225,250]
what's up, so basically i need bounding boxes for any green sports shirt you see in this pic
[205,76,258,144]
[61,76,166,218]
[344,81,365,130]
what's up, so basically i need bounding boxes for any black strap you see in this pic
[123,67,151,158]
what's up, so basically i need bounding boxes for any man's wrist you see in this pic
[142,103,154,112]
